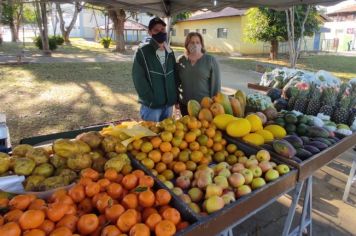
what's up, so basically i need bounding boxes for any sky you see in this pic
[325,0,356,12]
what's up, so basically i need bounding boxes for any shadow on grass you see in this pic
[0,62,141,144]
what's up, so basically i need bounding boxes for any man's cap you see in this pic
[148,17,166,30]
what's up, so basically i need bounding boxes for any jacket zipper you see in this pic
[156,50,169,105]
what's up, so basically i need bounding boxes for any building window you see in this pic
[171,28,176,36]
[196,29,200,33]
[217,28,228,38]
[202,29,207,34]
[184,29,189,36]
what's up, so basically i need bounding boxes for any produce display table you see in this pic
[18,122,356,236]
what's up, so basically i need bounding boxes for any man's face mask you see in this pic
[188,44,202,54]
[152,31,167,44]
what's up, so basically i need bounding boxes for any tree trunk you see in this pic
[108,8,126,53]
[270,40,278,60]
[56,2,82,44]
[0,0,3,44]
[34,0,50,55]
[7,0,18,42]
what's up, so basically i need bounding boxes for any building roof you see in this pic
[98,19,148,30]
[183,7,246,22]
[327,5,356,15]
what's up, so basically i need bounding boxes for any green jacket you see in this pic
[132,39,177,108]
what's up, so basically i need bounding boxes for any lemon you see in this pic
[246,114,263,132]
[213,114,238,130]
[226,119,251,137]
[255,129,274,142]
[242,133,264,146]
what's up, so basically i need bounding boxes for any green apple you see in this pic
[205,184,223,198]
[238,156,248,164]
[251,177,266,190]
[235,185,252,198]
[249,166,262,178]
[214,175,229,189]
[265,169,280,182]
[238,169,253,184]
[256,150,271,162]
[228,173,245,188]
[276,164,290,175]
[205,196,225,214]
[245,159,258,168]
[258,161,272,173]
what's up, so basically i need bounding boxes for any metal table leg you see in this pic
[282,176,313,236]
[219,227,233,236]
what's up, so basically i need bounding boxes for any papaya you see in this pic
[200,97,213,109]
[187,100,201,117]
[229,97,243,117]
[234,89,246,115]
[198,108,213,122]
[210,103,225,116]
[272,140,296,158]
[213,92,233,115]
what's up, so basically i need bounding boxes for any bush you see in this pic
[100,37,112,49]
[53,35,64,45]
[34,36,58,51]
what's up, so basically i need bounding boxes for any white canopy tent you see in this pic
[53,0,342,16]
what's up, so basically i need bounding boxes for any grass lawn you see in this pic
[222,54,356,80]
[0,62,139,145]
[0,38,118,56]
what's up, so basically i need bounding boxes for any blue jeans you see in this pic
[140,105,173,122]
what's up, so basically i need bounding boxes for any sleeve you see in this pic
[132,48,154,102]
[210,55,221,97]
[174,55,184,103]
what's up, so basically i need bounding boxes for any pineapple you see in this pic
[319,87,337,117]
[294,90,309,114]
[287,87,298,111]
[333,96,351,124]
[306,84,321,116]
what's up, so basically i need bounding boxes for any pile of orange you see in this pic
[0,168,189,236]
[130,116,241,181]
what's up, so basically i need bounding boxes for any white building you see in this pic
[323,4,356,51]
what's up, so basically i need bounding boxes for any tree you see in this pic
[0,1,3,44]
[285,6,312,68]
[245,6,320,60]
[108,8,137,53]
[172,11,191,25]
[56,2,84,43]
[1,0,22,42]
[34,0,50,55]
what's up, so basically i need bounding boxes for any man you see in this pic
[132,17,177,122]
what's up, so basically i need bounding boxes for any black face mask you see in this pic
[152,31,167,44]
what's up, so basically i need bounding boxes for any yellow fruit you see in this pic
[242,133,264,146]
[246,114,263,132]
[226,119,251,137]
[213,114,238,130]
[255,130,274,142]
[264,125,287,139]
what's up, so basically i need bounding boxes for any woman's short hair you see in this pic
[184,32,206,54]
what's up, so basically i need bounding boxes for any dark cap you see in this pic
[148,17,166,30]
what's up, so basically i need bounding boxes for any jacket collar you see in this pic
[149,38,172,53]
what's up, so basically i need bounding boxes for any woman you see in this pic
[176,32,221,116]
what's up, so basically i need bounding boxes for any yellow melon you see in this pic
[246,114,263,132]
[264,125,287,139]
[213,114,237,130]
[255,130,274,142]
[242,133,264,146]
[226,119,251,137]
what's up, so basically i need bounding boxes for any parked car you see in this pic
[139,36,151,47]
